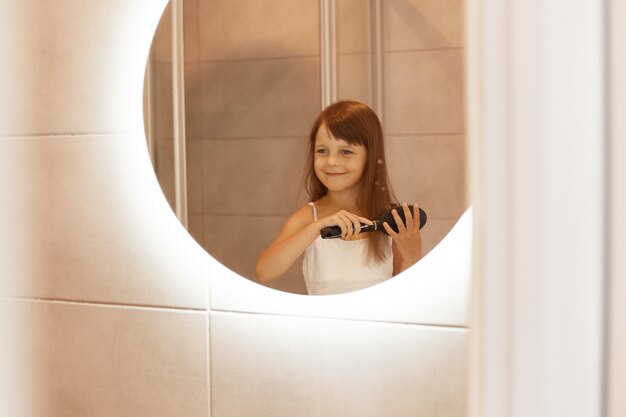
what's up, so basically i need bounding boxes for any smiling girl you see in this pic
[255,100,422,295]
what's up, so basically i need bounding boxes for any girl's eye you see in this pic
[341,149,354,155]
[316,148,328,154]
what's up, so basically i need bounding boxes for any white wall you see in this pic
[469,0,623,416]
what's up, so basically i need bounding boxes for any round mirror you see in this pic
[143,0,467,295]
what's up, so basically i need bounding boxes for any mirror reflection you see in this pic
[257,101,425,295]
[143,0,467,295]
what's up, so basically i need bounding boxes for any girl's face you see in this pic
[314,124,367,194]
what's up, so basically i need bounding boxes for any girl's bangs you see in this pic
[325,120,367,147]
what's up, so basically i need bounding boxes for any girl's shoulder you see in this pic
[285,203,318,229]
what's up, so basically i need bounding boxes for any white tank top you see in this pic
[302,202,393,295]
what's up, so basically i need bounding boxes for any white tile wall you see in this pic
[8,134,208,309]
[22,299,209,417]
[210,311,467,417]
[4,0,167,136]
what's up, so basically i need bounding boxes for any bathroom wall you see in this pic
[1,1,469,416]
[3,1,211,416]
[148,0,467,293]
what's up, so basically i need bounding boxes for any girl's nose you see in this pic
[327,155,340,166]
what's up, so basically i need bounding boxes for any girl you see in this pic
[256,100,422,295]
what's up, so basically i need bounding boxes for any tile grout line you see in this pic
[5,296,207,313]
[209,308,468,330]
[2,131,145,139]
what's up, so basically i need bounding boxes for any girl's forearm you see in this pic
[256,223,321,282]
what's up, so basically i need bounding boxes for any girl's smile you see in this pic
[314,124,367,193]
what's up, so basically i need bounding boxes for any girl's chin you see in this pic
[321,182,360,193]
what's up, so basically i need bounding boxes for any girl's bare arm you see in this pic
[256,205,373,282]
[255,206,320,282]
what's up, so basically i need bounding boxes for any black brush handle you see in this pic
[320,206,427,239]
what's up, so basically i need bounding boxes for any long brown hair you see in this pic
[304,100,396,263]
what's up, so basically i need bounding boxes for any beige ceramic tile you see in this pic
[188,213,205,249]
[202,214,307,294]
[210,311,467,417]
[384,49,465,134]
[199,57,321,138]
[420,217,461,256]
[386,135,467,218]
[336,0,371,54]
[155,140,176,212]
[337,53,373,105]
[4,0,169,136]
[201,137,309,215]
[383,0,465,51]
[9,134,209,309]
[21,299,208,417]
[186,138,204,214]
[153,135,203,216]
[150,48,200,143]
[184,62,203,140]
[182,0,200,63]
[198,0,319,61]
[151,62,174,142]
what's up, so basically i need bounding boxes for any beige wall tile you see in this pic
[210,311,467,417]
[202,214,307,295]
[155,140,176,211]
[21,299,208,417]
[152,62,174,142]
[336,0,371,54]
[10,134,208,309]
[383,0,465,51]
[199,57,320,138]
[183,0,200,63]
[186,138,204,214]
[337,53,372,106]
[4,0,167,136]
[153,128,202,217]
[386,135,467,219]
[420,217,462,257]
[188,213,205,248]
[184,62,203,140]
[384,50,465,134]
[198,0,319,61]
[201,137,309,215]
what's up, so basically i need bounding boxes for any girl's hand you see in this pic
[318,210,373,241]
[383,203,422,267]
